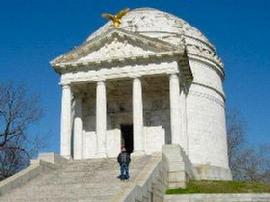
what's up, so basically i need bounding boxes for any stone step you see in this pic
[6,188,121,200]
[2,194,114,202]
[17,181,130,192]
[0,155,154,202]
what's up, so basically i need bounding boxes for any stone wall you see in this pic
[187,58,229,170]
[0,153,67,196]
[117,154,168,202]
[195,164,232,181]
[164,194,270,202]
[162,144,198,189]
[144,126,165,155]
[162,144,231,186]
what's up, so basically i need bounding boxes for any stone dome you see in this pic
[86,8,223,72]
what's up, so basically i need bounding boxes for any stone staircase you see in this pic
[0,155,159,202]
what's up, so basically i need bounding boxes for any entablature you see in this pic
[60,61,180,85]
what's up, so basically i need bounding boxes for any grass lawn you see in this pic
[166,180,270,194]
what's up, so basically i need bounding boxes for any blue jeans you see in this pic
[120,163,129,179]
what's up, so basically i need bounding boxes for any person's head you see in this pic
[121,146,126,152]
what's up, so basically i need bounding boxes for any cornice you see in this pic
[54,51,183,73]
[188,54,225,81]
[186,44,223,68]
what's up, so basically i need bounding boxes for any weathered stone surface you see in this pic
[164,194,270,202]
[51,7,231,180]
[162,144,197,189]
[0,155,167,202]
[0,153,67,197]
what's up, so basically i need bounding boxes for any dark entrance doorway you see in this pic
[120,124,134,154]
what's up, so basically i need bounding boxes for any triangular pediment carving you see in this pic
[77,37,155,63]
[51,28,184,70]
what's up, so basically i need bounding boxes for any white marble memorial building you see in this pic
[51,8,230,175]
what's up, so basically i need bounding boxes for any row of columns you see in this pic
[60,74,183,159]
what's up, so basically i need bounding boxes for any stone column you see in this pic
[73,96,83,159]
[133,77,144,155]
[169,74,182,144]
[96,80,107,157]
[180,85,188,153]
[60,84,72,159]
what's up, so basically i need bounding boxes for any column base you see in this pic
[131,150,145,157]
[95,152,107,158]
[62,155,72,160]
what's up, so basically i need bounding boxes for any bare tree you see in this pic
[226,110,246,176]
[226,110,270,183]
[0,82,43,180]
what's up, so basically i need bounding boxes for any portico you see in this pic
[60,72,186,159]
[52,28,192,159]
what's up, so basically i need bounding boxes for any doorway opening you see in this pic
[120,124,134,154]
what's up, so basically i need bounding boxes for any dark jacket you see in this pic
[117,151,131,165]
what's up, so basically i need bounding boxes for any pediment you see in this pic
[77,37,155,63]
[51,28,182,70]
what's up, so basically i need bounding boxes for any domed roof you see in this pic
[87,8,223,70]
[88,8,207,42]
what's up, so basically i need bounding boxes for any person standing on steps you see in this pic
[117,146,131,180]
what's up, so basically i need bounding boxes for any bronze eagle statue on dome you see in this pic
[102,8,129,28]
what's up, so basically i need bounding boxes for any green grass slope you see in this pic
[166,180,270,194]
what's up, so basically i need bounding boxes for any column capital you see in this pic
[97,80,106,85]
[61,84,71,89]
[130,74,142,79]
[132,77,141,82]
[169,73,179,79]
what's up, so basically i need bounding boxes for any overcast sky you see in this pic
[0,0,269,153]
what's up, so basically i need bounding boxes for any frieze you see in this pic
[60,61,180,84]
